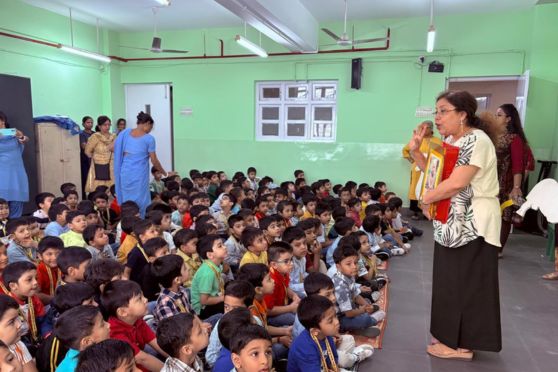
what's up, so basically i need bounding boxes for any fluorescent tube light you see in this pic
[153,0,171,6]
[235,35,268,58]
[59,45,111,63]
[426,25,436,53]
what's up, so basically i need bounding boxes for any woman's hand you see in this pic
[509,187,522,202]
[408,124,427,152]
[420,202,432,220]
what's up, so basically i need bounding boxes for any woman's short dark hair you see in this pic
[156,313,195,358]
[297,295,335,330]
[77,339,135,372]
[137,111,153,125]
[218,308,253,349]
[54,305,100,350]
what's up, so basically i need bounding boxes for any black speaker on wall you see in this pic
[351,58,362,89]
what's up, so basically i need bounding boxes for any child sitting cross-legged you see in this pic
[230,324,273,372]
[173,229,201,288]
[265,242,300,327]
[44,204,70,238]
[239,227,268,267]
[56,247,92,285]
[102,280,168,372]
[83,224,116,261]
[59,210,87,248]
[223,214,246,272]
[152,254,191,327]
[287,295,340,372]
[35,236,63,305]
[6,219,37,264]
[0,294,37,371]
[53,305,110,371]
[157,312,208,372]
[190,234,228,319]
[77,339,138,372]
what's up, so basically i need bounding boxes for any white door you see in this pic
[515,70,530,126]
[124,83,173,174]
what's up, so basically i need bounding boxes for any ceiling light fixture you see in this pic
[426,0,436,53]
[153,0,171,6]
[59,45,111,63]
[235,35,268,58]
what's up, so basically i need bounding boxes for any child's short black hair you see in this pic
[51,282,96,314]
[57,247,92,276]
[38,236,64,254]
[83,224,103,245]
[156,313,196,358]
[101,280,143,317]
[149,202,173,215]
[60,183,76,195]
[3,261,36,287]
[120,215,140,235]
[282,227,305,244]
[84,259,124,293]
[54,305,100,350]
[196,234,222,260]
[173,229,198,248]
[297,294,335,330]
[240,198,255,211]
[63,190,79,199]
[195,222,217,238]
[387,196,403,210]
[268,241,292,262]
[364,203,382,217]
[230,324,271,355]
[35,192,55,208]
[77,339,135,372]
[190,205,209,221]
[0,294,19,320]
[120,201,140,217]
[294,170,304,178]
[6,218,28,236]
[224,280,255,307]
[143,237,168,257]
[220,193,237,205]
[92,192,108,202]
[304,272,334,296]
[356,187,371,198]
[237,208,254,220]
[247,167,257,174]
[276,200,291,214]
[227,214,244,229]
[78,201,96,216]
[374,181,386,189]
[362,215,381,233]
[218,307,253,350]
[369,188,382,201]
[347,197,360,208]
[241,227,264,248]
[258,216,276,231]
[333,244,359,264]
[297,218,319,232]
[334,217,355,236]
[0,198,8,207]
[236,263,269,288]
[332,206,347,221]
[160,190,179,205]
[132,219,154,238]
[315,202,332,217]
[152,254,184,289]
[66,210,85,225]
[165,181,180,192]
[301,193,317,206]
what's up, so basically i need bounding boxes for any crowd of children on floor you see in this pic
[0,166,423,372]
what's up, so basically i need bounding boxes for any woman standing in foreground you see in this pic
[113,112,168,217]
[407,91,502,360]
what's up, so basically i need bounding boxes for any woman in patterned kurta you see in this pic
[85,116,116,193]
[408,91,502,361]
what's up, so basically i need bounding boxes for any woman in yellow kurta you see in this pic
[85,116,116,193]
[402,120,442,219]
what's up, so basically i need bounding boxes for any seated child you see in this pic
[374,181,388,203]
[190,235,227,319]
[265,242,300,327]
[301,194,317,220]
[381,204,410,253]
[122,220,163,282]
[287,295,339,372]
[230,324,273,372]
[33,192,55,230]
[331,245,385,334]
[102,280,167,372]
[36,236,63,304]
[59,210,87,248]
[213,308,254,372]
[84,258,124,302]
[361,215,394,260]
[356,187,371,220]
[157,313,208,372]
[237,208,258,228]
[44,204,70,238]
[83,224,116,261]
[93,192,119,244]
[388,196,423,237]
[259,216,282,246]
[212,193,236,236]
[3,261,48,348]
[296,219,326,274]
[0,294,37,370]
[224,214,246,271]
[132,237,170,300]
[149,166,165,194]
[152,254,191,327]
[239,227,268,267]
[347,198,363,228]
[147,204,175,251]
[350,231,387,292]
[27,216,43,243]
[116,216,141,264]
[54,305,110,371]
[173,229,200,288]
[76,339,136,372]
[6,219,37,264]
[282,227,309,298]
[63,190,79,211]
[326,218,357,267]
[57,247,92,285]
[315,203,333,251]
[254,197,269,221]
[277,201,294,228]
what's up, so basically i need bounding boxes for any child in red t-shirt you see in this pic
[35,236,63,305]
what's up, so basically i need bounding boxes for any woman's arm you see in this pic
[148,152,166,175]
[84,135,98,158]
[422,165,479,204]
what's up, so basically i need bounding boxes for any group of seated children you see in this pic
[0,167,422,371]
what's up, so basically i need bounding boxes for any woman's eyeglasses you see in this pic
[434,108,456,116]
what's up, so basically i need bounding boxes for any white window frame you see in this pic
[255,80,337,142]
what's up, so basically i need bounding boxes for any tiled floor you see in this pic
[359,220,558,372]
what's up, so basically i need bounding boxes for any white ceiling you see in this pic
[22,0,539,32]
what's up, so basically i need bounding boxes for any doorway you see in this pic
[124,83,174,173]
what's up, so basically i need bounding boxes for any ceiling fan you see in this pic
[120,8,188,54]
[321,0,389,47]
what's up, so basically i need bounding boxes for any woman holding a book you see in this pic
[407,90,502,361]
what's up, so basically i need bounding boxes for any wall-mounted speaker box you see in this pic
[351,58,362,89]
[428,61,445,73]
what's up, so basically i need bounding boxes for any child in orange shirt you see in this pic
[36,236,63,304]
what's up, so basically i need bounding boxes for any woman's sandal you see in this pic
[426,343,473,361]
[542,272,558,280]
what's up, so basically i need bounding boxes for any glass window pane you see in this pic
[315,107,333,121]
[314,86,336,100]
[262,107,279,120]
[287,123,305,136]
[287,107,306,120]
[313,123,333,138]
[288,86,307,99]
[262,123,279,136]
[262,87,280,99]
